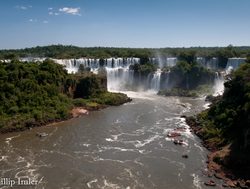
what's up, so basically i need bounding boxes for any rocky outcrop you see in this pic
[71,108,89,118]
[186,116,250,189]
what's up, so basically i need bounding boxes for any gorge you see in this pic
[0,50,249,189]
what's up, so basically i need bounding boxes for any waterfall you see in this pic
[213,72,224,96]
[53,58,100,74]
[52,57,164,92]
[197,57,219,70]
[225,58,246,73]
[150,69,162,92]
[20,57,46,62]
[14,56,236,94]
[106,66,134,92]
[151,57,177,68]
[166,58,177,67]
[104,58,138,91]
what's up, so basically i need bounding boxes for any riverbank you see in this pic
[158,85,213,98]
[186,116,250,188]
[0,92,132,134]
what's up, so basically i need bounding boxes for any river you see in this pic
[0,92,222,189]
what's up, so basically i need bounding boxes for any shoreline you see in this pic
[0,98,132,135]
[185,116,250,188]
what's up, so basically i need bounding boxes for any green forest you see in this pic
[158,54,215,97]
[187,57,250,177]
[0,59,130,133]
[1,45,250,64]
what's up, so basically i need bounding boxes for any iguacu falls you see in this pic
[1,0,250,188]
[48,56,245,94]
[2,56,245,94]
[0,55,248,189]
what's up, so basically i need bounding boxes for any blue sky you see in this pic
[0,0,250,49]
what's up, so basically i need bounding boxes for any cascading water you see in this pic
[197,57,219,70]
[104,58,138,92]
[16,56,246,95]
[150,69,162,92]
[151,57,177,68]
[53,57,165,92]
[225,58,246,73]
[53,58,100,74]
[213,72,224,96]
[106,66,134,92]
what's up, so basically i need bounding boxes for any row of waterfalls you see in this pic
[49,57,245,93]
[1,56,246,94]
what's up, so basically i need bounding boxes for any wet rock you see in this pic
[205,95,214,102]
[214,173,224,180]
[208,172,213,177]
[223,180,237,188]
[205,95,222,103]
[245,180,250,187]
[173,139,184,145]
[204,180,216,186]
[178,103,187,108]
[182,154,188,158]
[71,108,89,118]
[167,132,181,138]
[237,180,248,189]
[174,127,186,132]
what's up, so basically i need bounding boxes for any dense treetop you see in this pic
[194,58,250,175]
[0,59,130,132]
[0,45,250,59]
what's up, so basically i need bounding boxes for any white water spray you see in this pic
[213,72,224,96]
[150,69,162,92]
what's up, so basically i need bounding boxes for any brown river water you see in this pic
[0,92,223,189]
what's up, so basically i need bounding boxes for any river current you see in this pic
[0,92,221,189]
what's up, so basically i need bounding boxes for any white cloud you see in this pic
[16,5,32,10]
[43,20,49,24]
[49,12,60,16]
[59,7,81,16]
[21,6,27,10]
[48,7,53,11]
[28,19,37,22]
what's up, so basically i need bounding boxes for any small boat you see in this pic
[36,132,48,137]
[167,132,181,138]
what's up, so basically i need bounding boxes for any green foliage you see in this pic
[158,85,213,97]
[74,74,106,98]
[158,88,198,97]
[91,92,131,106]
[0,59,74,131]
[168,61,214,90]
[198,61,250,151]
[1,45,249,63]
[178,50,196,63]
[129,62,157,75]
[0,60,130,132]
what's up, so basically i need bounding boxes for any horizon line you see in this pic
[1,44,250,51]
